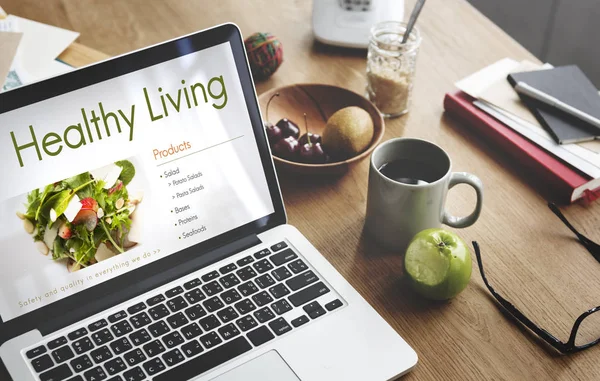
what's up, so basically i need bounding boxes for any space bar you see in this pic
[154,336,252,381]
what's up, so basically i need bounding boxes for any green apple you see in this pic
[404,228,472,300]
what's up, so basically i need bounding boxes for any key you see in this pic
[183,278,202,290]
[127,302,146,315]
[71,355,94,373]
[271,299,292,315]
[199,331,222,349]
[48,337,67,350]
[130,312,152,329]
[111,320,133,337]
[325,299,343,311]
[238,281,259,297]
[40,364,72,381]
[184,288,205,304]
[148,304,169,320]
[162,348,185,367]
[90,346,112,364]
[288,259,308,274]
[123,366,145,381]
[272,266,292,282]
[143,357,166,375]
[291,315,309,327]
[109,338,132,355]
[236,266,257,281]
[26,345,47,359]
[154,337,251,381]
[67,328,88,341]
[253,259,273,274]
[52,346,75,364]
[286,270,318,291]
[83,366,106,381]
[181,322,203,340]
[268,283,290,299]
[253,248,270,259]
[91,329,114,346]
[235,315,258,332]
[201,271,219,282]
[253,307,275,323]
[148,321,170,338]
[219,273,240,289]
[32,354,54,372]
[123,348,146,366]
[146,294,165,306]
[165,286,184,298]
[167,296,188,312]
[72,337,94,355]
[185,304,207,320]
[104,357,126,375]
[106,377,121,381]
[219,263,237,274]
[217,306,239,323]
[288,282,330,307]
[166,312,188,329]
[66,375,84,381]
[129,329,151,346]
[234,299,256,315]
[269,317,292,336]
[218,323,240,340]
[181,340,204,358]
[255,274,275,289]
[236,256,254,266]
[221,289,242,304]
[202,281,223,296]
[199,315,221,331]
[270,241,288,252]
[270,248,297,266]
[88,319,108,332]
[246,325,275,347]
[143,340,166,357]
[251,291,273,307]
[162,331,184,348]
[304,302,326,319]
[108,311,127,323]
[203,296,224,312]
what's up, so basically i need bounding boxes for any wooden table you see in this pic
[5,0,600,380]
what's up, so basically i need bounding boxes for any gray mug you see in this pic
[365,138,483,251]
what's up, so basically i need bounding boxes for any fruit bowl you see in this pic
[258,84,385,175]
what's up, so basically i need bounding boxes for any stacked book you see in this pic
[444,58,600,204]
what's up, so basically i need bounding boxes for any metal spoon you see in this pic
[401,0,426,44]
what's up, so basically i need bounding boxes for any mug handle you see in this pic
[442,172,483,228]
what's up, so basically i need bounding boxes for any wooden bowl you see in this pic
[259,84,385,175]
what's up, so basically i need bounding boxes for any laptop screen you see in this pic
[0,41,275,322]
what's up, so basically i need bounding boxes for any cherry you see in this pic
[298,132,321,146]
[299,113,327,164]
[273,136,299,160]
[275,118,300,139]
[264,92,283,144]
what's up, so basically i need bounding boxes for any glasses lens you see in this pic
[575,309,600,347]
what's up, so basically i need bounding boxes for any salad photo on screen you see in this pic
[16,160,144,272]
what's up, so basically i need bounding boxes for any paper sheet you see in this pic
[0,32,22,88]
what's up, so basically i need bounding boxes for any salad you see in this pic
[17,160,143,272]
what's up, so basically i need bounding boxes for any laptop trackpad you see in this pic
[209,350,300,381]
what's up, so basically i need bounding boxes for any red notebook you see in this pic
[443,91,600,204]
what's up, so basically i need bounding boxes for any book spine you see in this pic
[443,92,576,204]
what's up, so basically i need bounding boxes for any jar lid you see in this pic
[370,21,421,54]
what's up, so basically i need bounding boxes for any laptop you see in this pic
[0,23,417,381]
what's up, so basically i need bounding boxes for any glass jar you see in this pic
[366,21,422,118]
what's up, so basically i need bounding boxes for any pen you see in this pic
[514,81,600,133]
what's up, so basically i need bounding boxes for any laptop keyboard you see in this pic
[23,241,344,381]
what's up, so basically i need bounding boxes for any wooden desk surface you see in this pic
[5,0,600,379]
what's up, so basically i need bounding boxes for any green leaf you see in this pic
[42,190,73,220]
[115,160,135,186]
[52,237,68,260]
[64,172,92,189]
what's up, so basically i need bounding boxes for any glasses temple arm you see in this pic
[547,203,600,261]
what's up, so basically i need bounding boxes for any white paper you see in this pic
[455,58,520,98]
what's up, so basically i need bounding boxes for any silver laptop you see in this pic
[0,23,417,381]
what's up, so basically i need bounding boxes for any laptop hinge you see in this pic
[38,234,262,336]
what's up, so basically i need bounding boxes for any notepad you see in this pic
[508,65,600,144]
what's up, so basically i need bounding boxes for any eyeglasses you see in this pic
[473,203,600,354]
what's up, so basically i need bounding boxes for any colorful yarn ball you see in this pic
[244,32,283,79]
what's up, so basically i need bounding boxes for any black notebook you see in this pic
[507,65,600,144]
